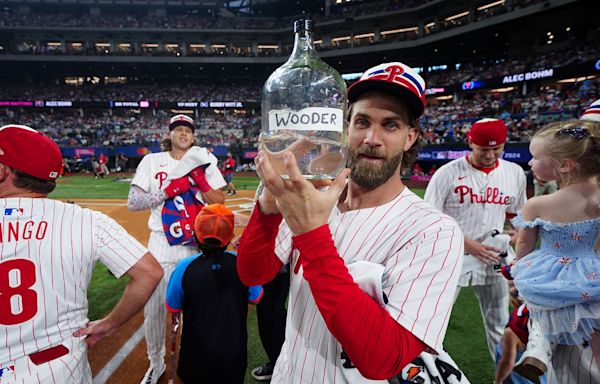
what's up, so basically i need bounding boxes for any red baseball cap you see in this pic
[0,125,62,180]
[467,118,507,147]
[194,204,235,248]
[168,114,195,132]
[348,62,426,118]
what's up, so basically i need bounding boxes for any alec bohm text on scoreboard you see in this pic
[460,58,599,91]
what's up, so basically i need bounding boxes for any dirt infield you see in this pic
[74,191,256,383]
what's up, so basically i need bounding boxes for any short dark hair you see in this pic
[12,168,56,194]
[198,238,227,257]
[401,120,422,172]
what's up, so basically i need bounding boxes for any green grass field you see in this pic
[50,174,262,200]
[56,175,495,383]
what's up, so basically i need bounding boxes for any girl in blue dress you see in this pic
[506,119,600,378]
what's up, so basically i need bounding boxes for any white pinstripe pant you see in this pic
[143,232,196,368]
[547,344,600,384]
[1,338,91,384]
[454,279,509,364]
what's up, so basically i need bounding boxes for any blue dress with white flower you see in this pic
[511,215,600,345]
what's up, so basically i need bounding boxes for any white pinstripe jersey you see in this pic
[424,157,526,283]
[0,198,147,374]
[272,188,464,383]
[131,149,226,233]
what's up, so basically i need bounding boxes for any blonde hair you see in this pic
[533,119,600,185]
[533,119,600,250]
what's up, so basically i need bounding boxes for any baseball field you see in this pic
[51,174,495,384]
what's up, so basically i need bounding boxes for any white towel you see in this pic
[462,230,514,275]
[166,146,215,181]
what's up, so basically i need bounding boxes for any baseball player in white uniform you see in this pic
[0,125,163,383]
[128,114,226,384]
[424,118,527,363]
[238,62,468,383]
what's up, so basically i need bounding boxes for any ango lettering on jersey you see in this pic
[453,186,513,205]
[0,221,48,243]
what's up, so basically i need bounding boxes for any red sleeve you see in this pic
[505,212,517,220]
[236,202,285,286]
[295,225,426,380]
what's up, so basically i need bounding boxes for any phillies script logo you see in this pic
[454,186,513,205]
[155,171,167,188]
[371,65,405,82]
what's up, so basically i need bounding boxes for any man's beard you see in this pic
[347,146,403,188]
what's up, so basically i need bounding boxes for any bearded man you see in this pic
[237,62,468,383]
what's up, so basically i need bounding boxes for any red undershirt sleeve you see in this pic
[294,225,427,380]
[236,202,285,286]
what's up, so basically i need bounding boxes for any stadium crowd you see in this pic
[0,0,548,31]
[0,79,595,148]
[0,0,554,57]
[0,109,258,147]
[421,80,598,145]
[427,38,600,87]
[0,82,261,103]
[2,39,596,100]
[0,1,432,30]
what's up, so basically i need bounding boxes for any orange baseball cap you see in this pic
[194,204,235,247]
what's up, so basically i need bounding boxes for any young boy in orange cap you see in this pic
[165,204,263,383]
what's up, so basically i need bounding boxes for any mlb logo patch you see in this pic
[4,208,24,216]
[0,365,15,378]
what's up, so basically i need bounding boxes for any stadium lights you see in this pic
[477,0,505,11]
[380,27,418,35]
[331,36,351,42]
[142,43,159,48]
[557,75,595,83]
[425,22,435,29]
[436,95,453,100]
[566,27,571,31]
[118,43,131,47]
[314,40,323,45]
[445,11,469,22]
[211,44,226,48]
[342,72,363,81]
[189,44,206,48]
[166,44,179,48]
[47,42,61,46]
[257,45,278,49]
[490,86,515,92]
[95,43,110,47]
